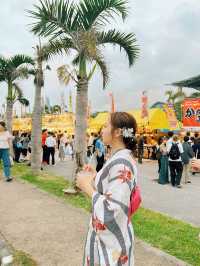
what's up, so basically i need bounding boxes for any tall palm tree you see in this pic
[28,0,139,173]
[29,41,53,172]
[0,55,34,132]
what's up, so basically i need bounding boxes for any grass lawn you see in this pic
[13,250,37,266]
[2,163,200,266]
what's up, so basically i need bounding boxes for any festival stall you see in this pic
[13,113,75,134]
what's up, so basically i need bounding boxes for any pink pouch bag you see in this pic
[128,185,142,223]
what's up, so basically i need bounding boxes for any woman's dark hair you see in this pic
[0,121,6,130]
[168,131,174,138]
[158,136,163,145]
[184,136,189,142]
[110,112,137,153]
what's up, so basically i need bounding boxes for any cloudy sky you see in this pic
[0,0,200,113]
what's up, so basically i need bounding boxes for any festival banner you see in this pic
[109,92,115,113]
[141,91,148,119]
[163,103,179,130]
[182,98,200,130]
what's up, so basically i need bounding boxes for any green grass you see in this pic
[2,164,200,266]
[13,250,37,266]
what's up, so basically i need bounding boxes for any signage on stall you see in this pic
[182,98,200,130]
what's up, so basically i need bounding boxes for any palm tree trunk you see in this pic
[74,78,88,174]
[6,82,13,133]
[31,59,43,173]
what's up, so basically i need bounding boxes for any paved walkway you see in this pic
[0,177,188,266]
[46,159,200,227]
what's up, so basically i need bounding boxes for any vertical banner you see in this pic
[182,98,200,130]
[163,103,179,130]
[141,91,148,119]
[109,92,115,113]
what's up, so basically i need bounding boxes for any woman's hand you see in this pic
[76,171,96,197]
[191,158,200,171]
[83,164,97,179]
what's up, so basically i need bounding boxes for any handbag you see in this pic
[128,185,142,222]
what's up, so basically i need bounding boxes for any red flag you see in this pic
[109,92,115,113]
[141,91,148,119]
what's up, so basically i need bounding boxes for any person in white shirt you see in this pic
[0,121,13,182]
[45,132,56,165]
[167,135,184,188]
[166,131,174,151]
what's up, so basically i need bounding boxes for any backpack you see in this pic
[169,143,180,160]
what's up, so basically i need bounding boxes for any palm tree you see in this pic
[28,0,139,173]
[165,88,186,105]
[29,41,53,172]
[0,55,34,132]
[189,92,200,98]
[52,104,62,114]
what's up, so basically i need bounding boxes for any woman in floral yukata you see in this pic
[76,112,138,266]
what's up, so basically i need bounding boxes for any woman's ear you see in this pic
[114,128,122,138]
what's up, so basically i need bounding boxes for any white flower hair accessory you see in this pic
[121,128,134,138]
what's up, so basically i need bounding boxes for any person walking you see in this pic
[42,129,48,165]
[58,133,65,161]
[158,136,169,185]
[76,112,138,266]
[137,134,144,164]
[156,137,163,174]
[13,131,22,163]
[182,136,194,184]
[95,133,105,172]
[0,121,13,182]
[21,133,30,160]
[46,132,56,165]
[167,135,184,188]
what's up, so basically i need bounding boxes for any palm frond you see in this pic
[90,53,109,89]
[7,55,34,69]
[18,97,30,106]
[0,56,8,81]
[28,0,79,37]
[72,54,80,66]
[57,64,77,84]
[12,83,23,102]
[0,56,8,68]
[41,38,75,60]
[12,66,30,81]
[78,0,128,30]
[97,30,139,66]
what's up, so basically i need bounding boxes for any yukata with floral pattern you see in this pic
[83,149,137,266]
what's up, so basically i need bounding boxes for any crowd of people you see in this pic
[156,131,199,188]
[1,119,200,189]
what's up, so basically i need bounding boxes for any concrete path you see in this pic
[46,159,200,227]
[0,178,188,266]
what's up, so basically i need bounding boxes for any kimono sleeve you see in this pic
[91,163,135,228]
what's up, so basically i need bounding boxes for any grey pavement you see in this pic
[137,161,200,227]
[0,174,189,266]
[46,159,200,227]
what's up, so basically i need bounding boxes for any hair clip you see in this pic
[122,128,134,138]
